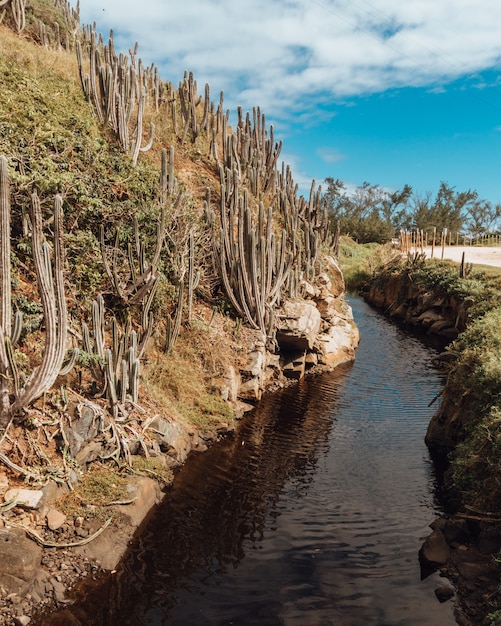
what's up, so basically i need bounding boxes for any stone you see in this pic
[276,300,321,351]
[0,527,42,594]
[46,509,67,531]
[242,349,265,377]
[65,402,102,458]
[323,255,345,297]
[434,585,454,602]
[419,529,450,573]
[50,578,66,603]
[238,376,262,401]
[4,489,43,510]
[75,477,161,570]
[146,416,192,463]
[315,319,357,366]
[14,617,31,626]
[221,365,240,403]
[75,440,105,467]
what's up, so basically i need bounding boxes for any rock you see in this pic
[238,376,262,401]
[0,527,42,594]
[42,481,69,508]
[4,489,43,510]
[65,402,102,458]
[435,585,454,602]
[147,416,193,463]
[315,320,357,366]
[221,366,240,403]
[442,517,470,546]
[75,477,161,570]
[324,256,345,297]
[242,349,265,377]
[419,529,450,574]
[50,578,66,603]
[75,440,105,467]
[46,509,67,531]
[14,617,31,626]
[276,301,321,351]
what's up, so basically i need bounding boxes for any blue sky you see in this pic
[78,0,501,205]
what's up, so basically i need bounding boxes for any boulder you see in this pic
[419,529,450,574]
[324,256,345,297]
[0,527,42,594]
[146,416,193,464]
[64,401,102,458]
[315,319,358,366]
[276,301,321,351]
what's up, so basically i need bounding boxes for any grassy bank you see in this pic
[345,239,501,513]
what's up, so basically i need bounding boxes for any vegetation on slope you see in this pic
[0,0,340,500]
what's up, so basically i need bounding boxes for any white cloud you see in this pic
[78,0,501,121]
[317,147,347,164]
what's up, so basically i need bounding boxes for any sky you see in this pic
[78,0,501,205]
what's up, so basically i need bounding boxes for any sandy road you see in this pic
[412,246,501,268]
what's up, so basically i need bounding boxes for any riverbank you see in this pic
[0,8,362,624]
[360,248,501,625]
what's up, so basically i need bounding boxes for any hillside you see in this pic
[0,1,358,621]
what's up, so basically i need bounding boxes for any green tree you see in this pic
[411,182,477,233]
[324,178,411,243]
[465,200,501,236]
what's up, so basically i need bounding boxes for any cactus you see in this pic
[208,169,292,336]
[0,156,72,428]
[75,28,154,164]
[82,294,145,419]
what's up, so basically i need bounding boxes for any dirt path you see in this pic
[415,246,501,268]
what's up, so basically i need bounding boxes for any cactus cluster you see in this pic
[207,166,292,336]
[0,156,75,428]
[0,0,25,33]
[82,295,149,420]
[76,28,154,165]
[1,2,342,438]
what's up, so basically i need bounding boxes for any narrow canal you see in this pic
[46,296,458,625]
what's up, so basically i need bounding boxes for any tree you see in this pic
[324,178,412,243]
[465,200,501,237]
[411,182,477,234]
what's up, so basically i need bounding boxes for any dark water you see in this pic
[43,297,458,625]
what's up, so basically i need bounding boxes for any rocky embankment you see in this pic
[364,273,467,341]
[0,256,359,625]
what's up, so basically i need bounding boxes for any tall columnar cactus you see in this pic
[0,156,72,428]
[208,168,292,337]
[82,294,150,419]
[0,0,25,33]
[0,156,12,423]
[75,29,154,164]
